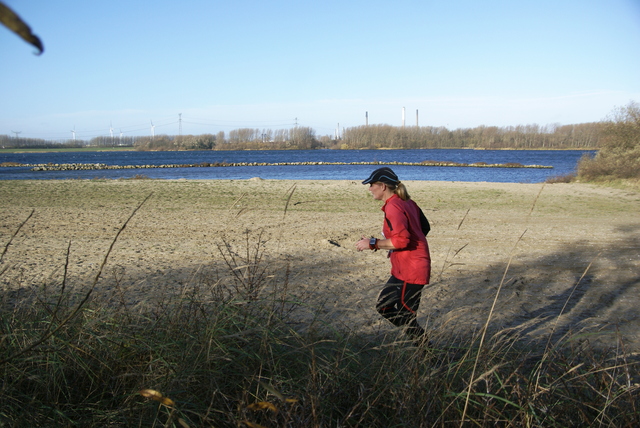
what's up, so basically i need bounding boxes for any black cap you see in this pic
[362,167,399,185]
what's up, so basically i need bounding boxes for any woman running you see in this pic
[355,167,431,343]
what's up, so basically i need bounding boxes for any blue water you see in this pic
[0,149,593,183]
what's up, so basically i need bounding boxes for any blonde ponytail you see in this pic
[388,181,411,201]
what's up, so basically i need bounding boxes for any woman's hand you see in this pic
[355,235,371,252]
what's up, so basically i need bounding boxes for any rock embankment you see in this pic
[0,160,553,171]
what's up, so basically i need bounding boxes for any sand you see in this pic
[1,179,639,351]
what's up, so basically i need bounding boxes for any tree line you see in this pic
[0,121,606,151]
[341,122,602,150]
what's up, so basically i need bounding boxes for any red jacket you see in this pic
[381,194,431,285]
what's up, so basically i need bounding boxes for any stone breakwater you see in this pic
[0,160,553,171]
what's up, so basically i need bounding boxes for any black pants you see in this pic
[376,275,425,339]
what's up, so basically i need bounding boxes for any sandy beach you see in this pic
[1,179,638,351]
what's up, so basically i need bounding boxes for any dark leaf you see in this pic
[0,2,44,54]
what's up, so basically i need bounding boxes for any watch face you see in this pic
[370,238,376,245]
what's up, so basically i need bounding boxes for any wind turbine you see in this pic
[70,126,76,140]
[150,120,155,139]
[110,122,114,139]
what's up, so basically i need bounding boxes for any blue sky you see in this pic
[1,0,639,141]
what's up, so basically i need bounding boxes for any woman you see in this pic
[355,167,431,343]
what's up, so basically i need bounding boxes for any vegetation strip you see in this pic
[0,160,553,171]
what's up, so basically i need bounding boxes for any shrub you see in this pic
[577,101,640,181]
[545,172,576,183]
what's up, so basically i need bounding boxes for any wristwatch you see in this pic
[369,237,379,251]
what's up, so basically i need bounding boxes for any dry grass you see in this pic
[1,250,638,426]
[1,182,638,427]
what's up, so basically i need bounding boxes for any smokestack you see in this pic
[416,109,419,127]
[365,111,368,126]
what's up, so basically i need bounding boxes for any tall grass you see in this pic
[1,199,638,427]
[2,273,637,426]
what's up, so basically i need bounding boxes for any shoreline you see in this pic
[1,147,596,154]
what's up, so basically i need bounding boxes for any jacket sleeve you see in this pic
[384,202,411,249]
